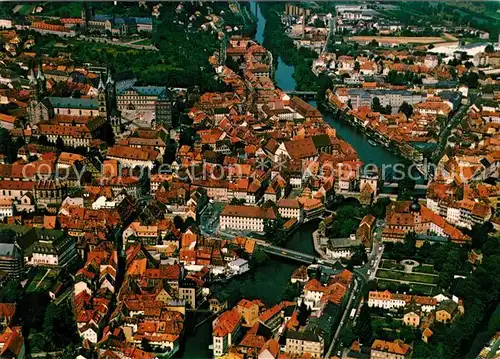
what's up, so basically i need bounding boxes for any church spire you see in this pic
[36,62,45,82]
[28,66,36,85]
[106,70,113,86]
[98,75,105,91]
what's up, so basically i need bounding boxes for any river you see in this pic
[177,221,317,359]
[251,2,402,169]
[178,5,406,357]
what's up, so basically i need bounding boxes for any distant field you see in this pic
[13,4,35,15]
[347,35,450,44]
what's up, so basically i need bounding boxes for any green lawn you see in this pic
[376,279,437,295]
[134,39,153,46]
[26,269,59,293]
[376,268,439,285]
[412,265,436,274]
[15,4,35,15]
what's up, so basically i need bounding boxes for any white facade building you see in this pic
[228,258,249,275]
[219,205,276,232]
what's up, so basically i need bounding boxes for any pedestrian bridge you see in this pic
[256,240,338,267]
[383,183,428,190]
[286,90,317,98]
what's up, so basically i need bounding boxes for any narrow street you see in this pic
[326,221,385,357]
[431,94,478,163]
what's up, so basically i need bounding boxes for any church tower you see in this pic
[97,75,108,118]
[36,62,46,100]
[105,71,122,133]
[28,66,38,101]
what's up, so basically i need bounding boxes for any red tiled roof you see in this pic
[213,308,242,337]
[371,339,411,355]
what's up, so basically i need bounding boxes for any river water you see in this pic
[177,221,317,358]
[178,4,407,357]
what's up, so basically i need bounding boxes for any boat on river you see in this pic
[368,139,378,147]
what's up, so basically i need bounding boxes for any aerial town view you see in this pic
[0,1,498,358]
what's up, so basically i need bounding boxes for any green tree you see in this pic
[251,247,269,266]
[0,281,22,303]
[173,215,184,230]
[101,122,115,146]
[372,97,383,112]
[348,245,368,267]
[403,231,417,257]
[354,303,372,344]
[399,101,413,118]
[354,61,360,72]
[55,136,65,151]
[460,72,479,89]
[43,303,78,349]
[0,229,16,243]
[0,128,18,163]
[396,164,416,200]
[470,222,493,249]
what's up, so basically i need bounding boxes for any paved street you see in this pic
[328,220,385,357]
[431,94,479,163]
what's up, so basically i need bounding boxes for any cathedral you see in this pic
[27,63,122,135]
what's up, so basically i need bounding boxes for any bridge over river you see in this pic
[254,239,338,267]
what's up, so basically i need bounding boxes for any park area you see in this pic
[26,268,60,293]
[375,259,439,295]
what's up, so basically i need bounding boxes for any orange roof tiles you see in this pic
[371,339,411,355]
[213,308,242,337]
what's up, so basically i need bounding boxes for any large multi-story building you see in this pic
[0,243,23,280]
[236,299,259,327]
[82,5,153,35]
[368,290,437,313]
[106,145,160,169]
[212,308,243,357]
[219,205,277,232]
[426,197,492,230]
[381,200,470,244]
[284,329,324,358]
[116,86,172,127]
[19,228,77,269]
[370,339,411,359]
[34,179,68,209]
[344,89,424,112]
[278,198,303,222]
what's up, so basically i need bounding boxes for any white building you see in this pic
[106,145,159,170]
[228,258,249,275]
[424,55,439,69]
[426,197,491,230]
[278,198,303,222]
[368,291,437,313]
[368,290,409,310]
[325,235,362,259]
[219,205,277,232]
[91,196,117,210]
[0,19,13,29]
[23,229,77,268]
[79,325,98,344]
[0,198,13,219]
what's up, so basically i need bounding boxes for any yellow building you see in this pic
[371,339,411,359]
[236,299,259,327]
[403,309,420,328]
[435,300,458,323]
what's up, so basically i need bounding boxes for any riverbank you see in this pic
[321,100,425,165]
[177,220,318,358]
